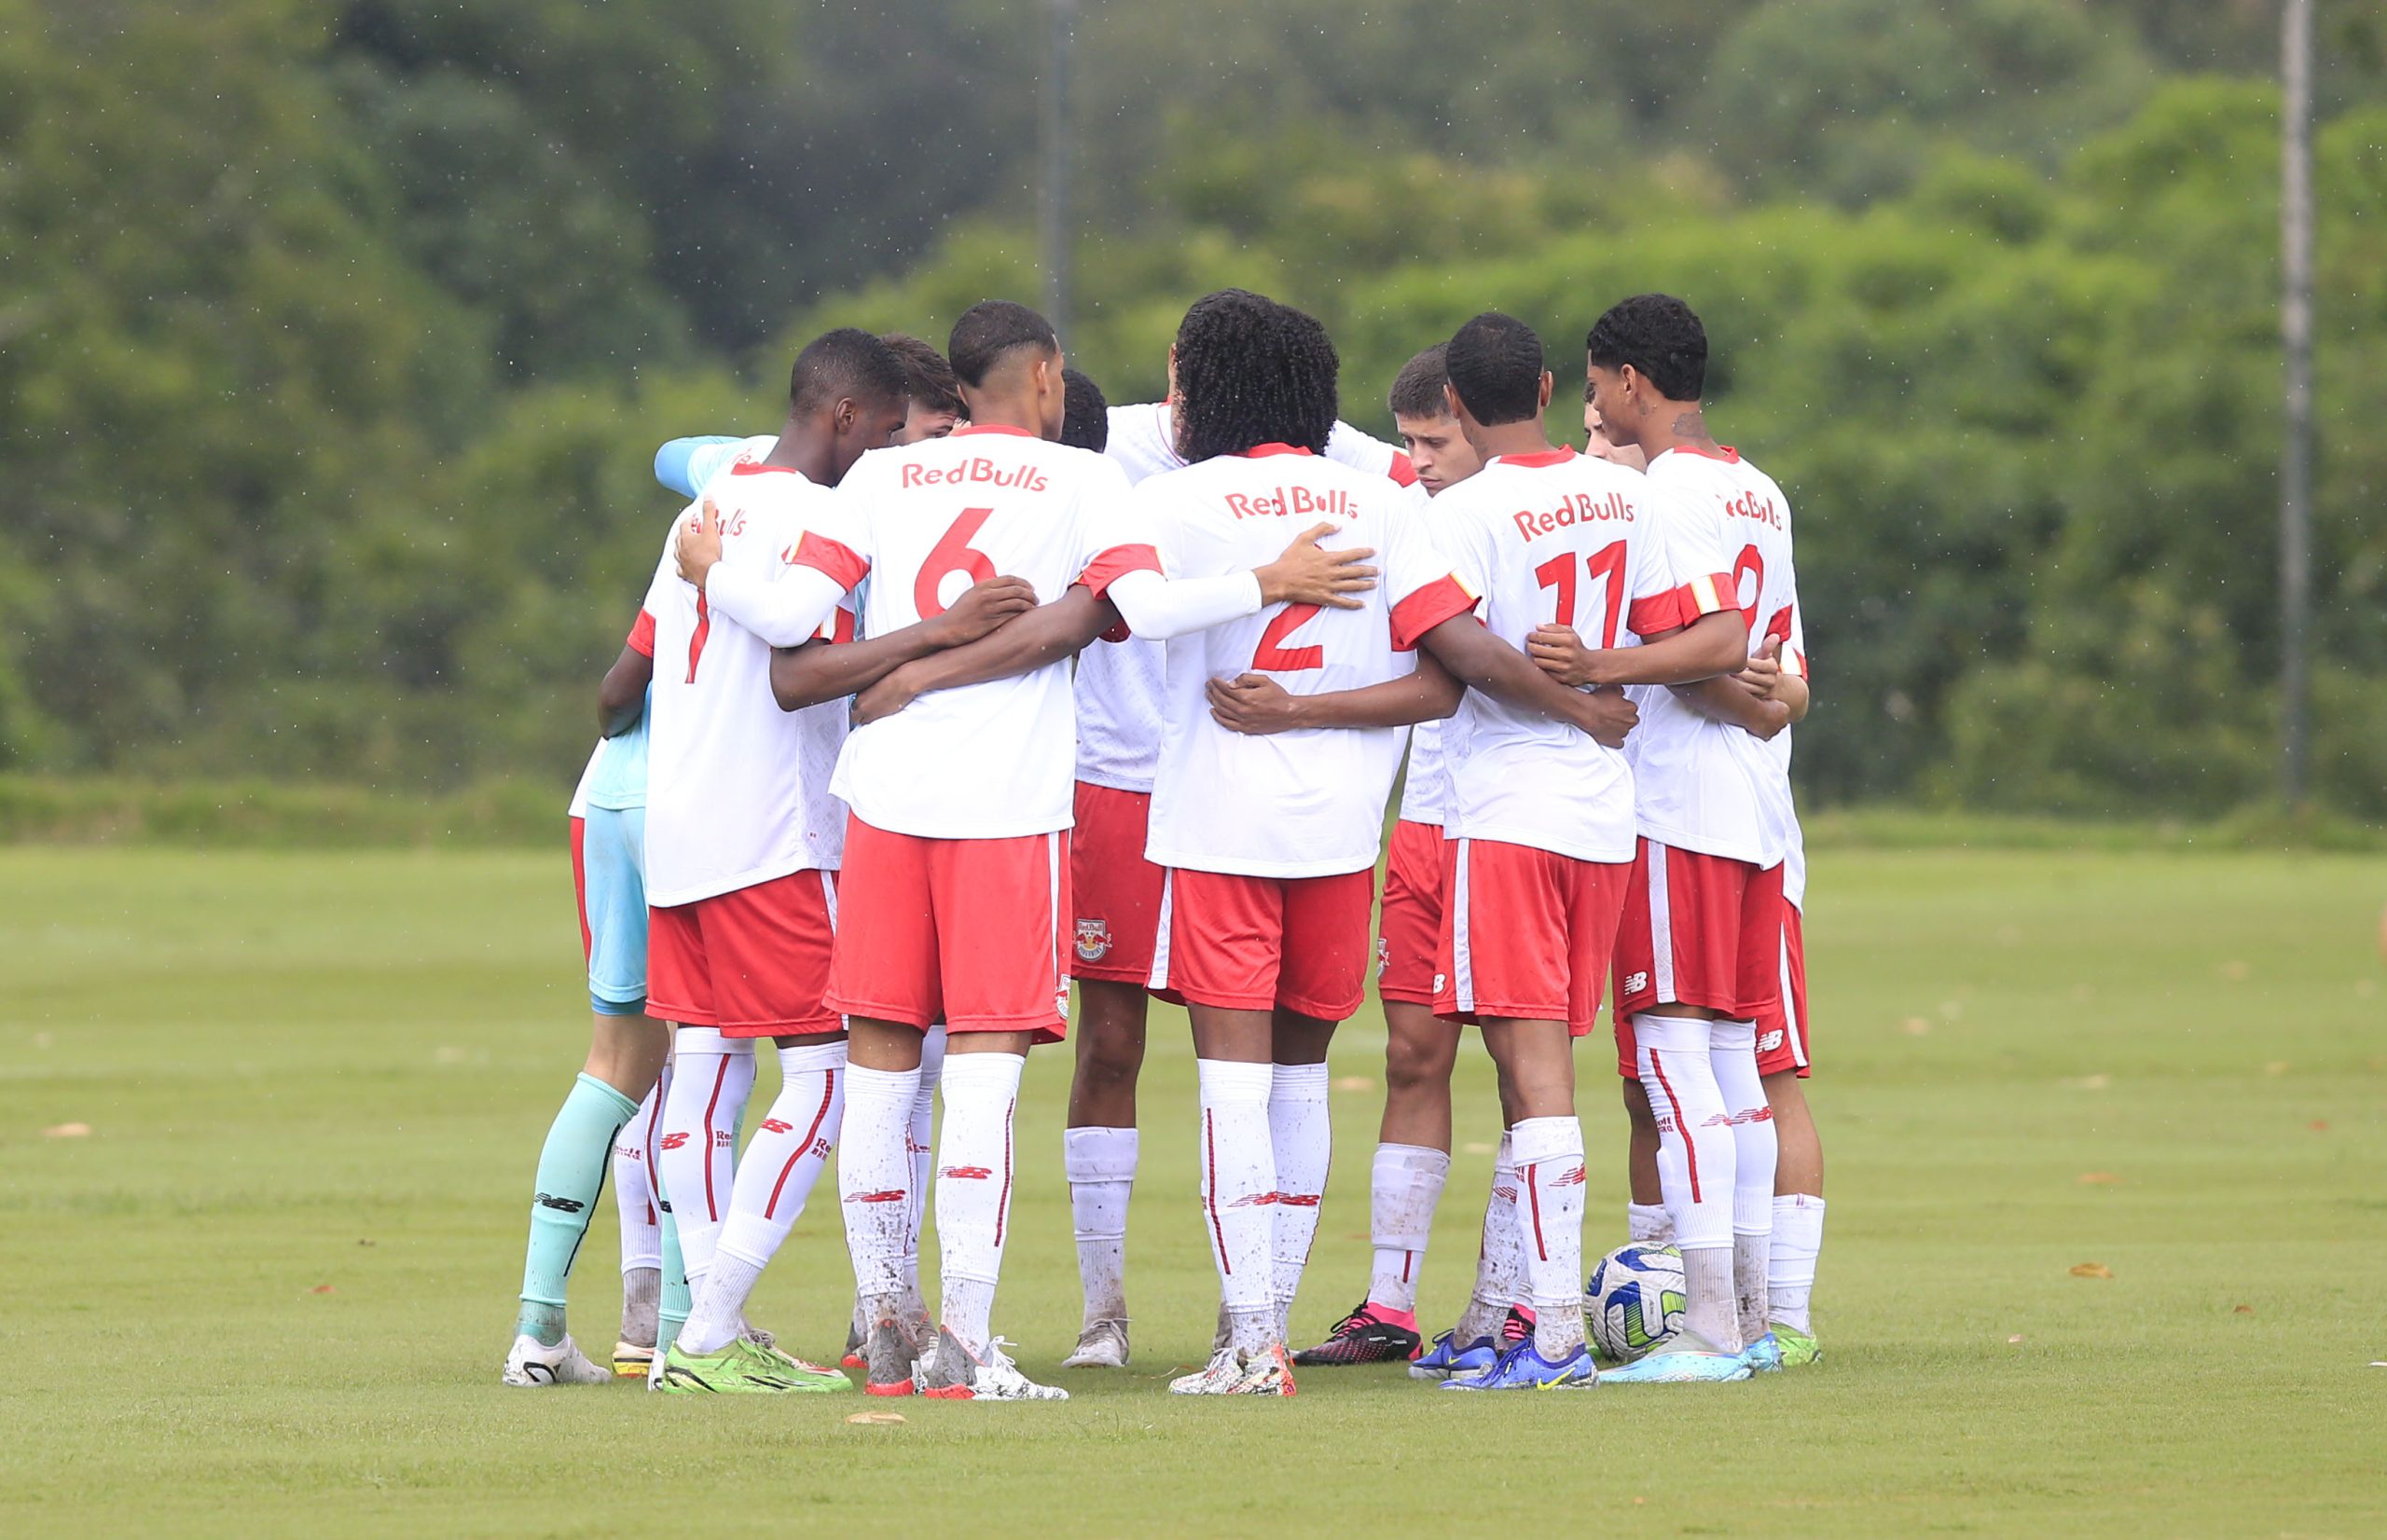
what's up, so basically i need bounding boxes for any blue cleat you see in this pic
[1409,1328,1499,1382]
[1598,1341,1752,1384]
[1741,1332,1784,1374]
[1441,1337,1597,1391]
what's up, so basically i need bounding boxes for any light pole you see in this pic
[1041,0,1076,341]
[2279,0,2314,810]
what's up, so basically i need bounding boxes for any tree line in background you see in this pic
[3,0,2382,816]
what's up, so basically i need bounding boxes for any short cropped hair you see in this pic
[1387,345,1454,420]
[947,300,1058,388]
[881,333,963,419]
[1443,311,1545,427]
[789,327,909,414]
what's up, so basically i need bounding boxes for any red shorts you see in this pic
[1069,781,1164,985]
[1435,838,1631,1036]
[1375,820,1447,1007]
[1612,842,1786,1077]
[824,815,1070,1042]
[1152,866,1374,1021]
[645,868,839,1038]
[1753,901,1809,1078]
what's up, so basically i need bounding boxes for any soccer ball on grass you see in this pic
[1586,1243,1687,1363]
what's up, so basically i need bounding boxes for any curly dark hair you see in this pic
[1061,367,1110,453]
[1444,312,1545,427]
[880,333,963,419]
[1387,344,1453,420]
[1170,289,1339,462]
[1585,293,1707,402]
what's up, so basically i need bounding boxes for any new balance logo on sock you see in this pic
[660,1133,691,1150]
[941,1165,994,1180]
[760,1119,793,1134]
[534,1192,586,1214]
[1494,1185,1517,1203]
[1276,1191,1320,1208]
[1725,1107,1775,1125]
[847,1189,907,1204]
[1226,1190,1284,1209]
[1554,1166,1587,1188]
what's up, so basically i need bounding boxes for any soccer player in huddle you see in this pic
[502,629,666,1386]
[632,329,916,1395]
[1052,340,1422,1372]
[1538,293,1802,1381]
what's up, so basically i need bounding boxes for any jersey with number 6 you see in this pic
[797,424,1155,840]
[1140,446,1475,878]
[1433,447,1733,863]
[639,463,854,907]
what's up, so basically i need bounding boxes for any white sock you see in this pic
[656,1030,757,1284]
[909,1024,946,1266]
[1266,1062,1331,1334]
[1065,1125,1138,1325]
[1367,1143,1449,1316]
[1510,1116,1589,1360]
[1770,1193,1826,1333]
[838,1063,920,1326]
[615,1082,664,1276]
[1710,1020,1776,1345]
[1196,1059,1276,1353]
[1627,1202,1674,1244]
[680,1041,848,1354]
[1633,1013,1739,1351]
[934,1052,1024,1358]
[1454,1131,1521,1342]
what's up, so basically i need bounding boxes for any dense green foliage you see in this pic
[3,1,2380,815]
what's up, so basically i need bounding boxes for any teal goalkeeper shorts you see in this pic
[571,806,648,1015]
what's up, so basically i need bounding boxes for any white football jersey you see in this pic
[1141,447,1473,878]
[1626,446,1779,866]
[1713,447,1808,873]
[640,462,854,907]
[1079,404,1418,794]
[802,426,1155,839]
[1436,447,1725,863]
[1398,720,1449,827]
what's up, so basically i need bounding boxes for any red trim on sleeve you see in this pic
[626,610,656,658]
[730,461,801,476]
[1388,574,1477,653]
[785,530,870,591]
[1387,451,1419,487]
[1629,572,1743,639]
[1239,443,1316,459]
[1627,588,1692,639]
[953,423,1036,439]
[1077,543,1164,599]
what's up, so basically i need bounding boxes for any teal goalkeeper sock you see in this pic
[656,1202,690,1356]
[517,1074,641,1344]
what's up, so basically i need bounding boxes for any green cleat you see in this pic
[1771,1323,1822,1368]
[741,1327,854,1391]
[656,1336,845,1395]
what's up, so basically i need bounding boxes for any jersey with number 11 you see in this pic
[1140,446,1474,879]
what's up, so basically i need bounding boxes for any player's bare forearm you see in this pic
[598,645,653,736]
[1528,610,1748,688]
[1675,674,1791,740]
[1209,651,1460,735]
[1417,616,1637,748]
[853,587,1115,724]
[771,632,935,711]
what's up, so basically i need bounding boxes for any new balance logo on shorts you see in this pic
[1433,972,1447,994]
[1757,1028,1786,1053]
[1074,917,1111,962]
[1624,971,1649,996]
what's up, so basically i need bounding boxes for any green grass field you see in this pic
[3,845,2382,1537]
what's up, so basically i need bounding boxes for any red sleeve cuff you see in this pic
[1388,574,1477,652]
[1629,572,1740,639]
[1077,543,1164,599]
[786,530,870,591]
[1387,452,1418,488]
[626,610,656,658]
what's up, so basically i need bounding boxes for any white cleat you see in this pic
[503,1332,612,1387]
[1062,1317,1131,1369]
[918,1329,1069,1401]
[1167,1342,1296,1396]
